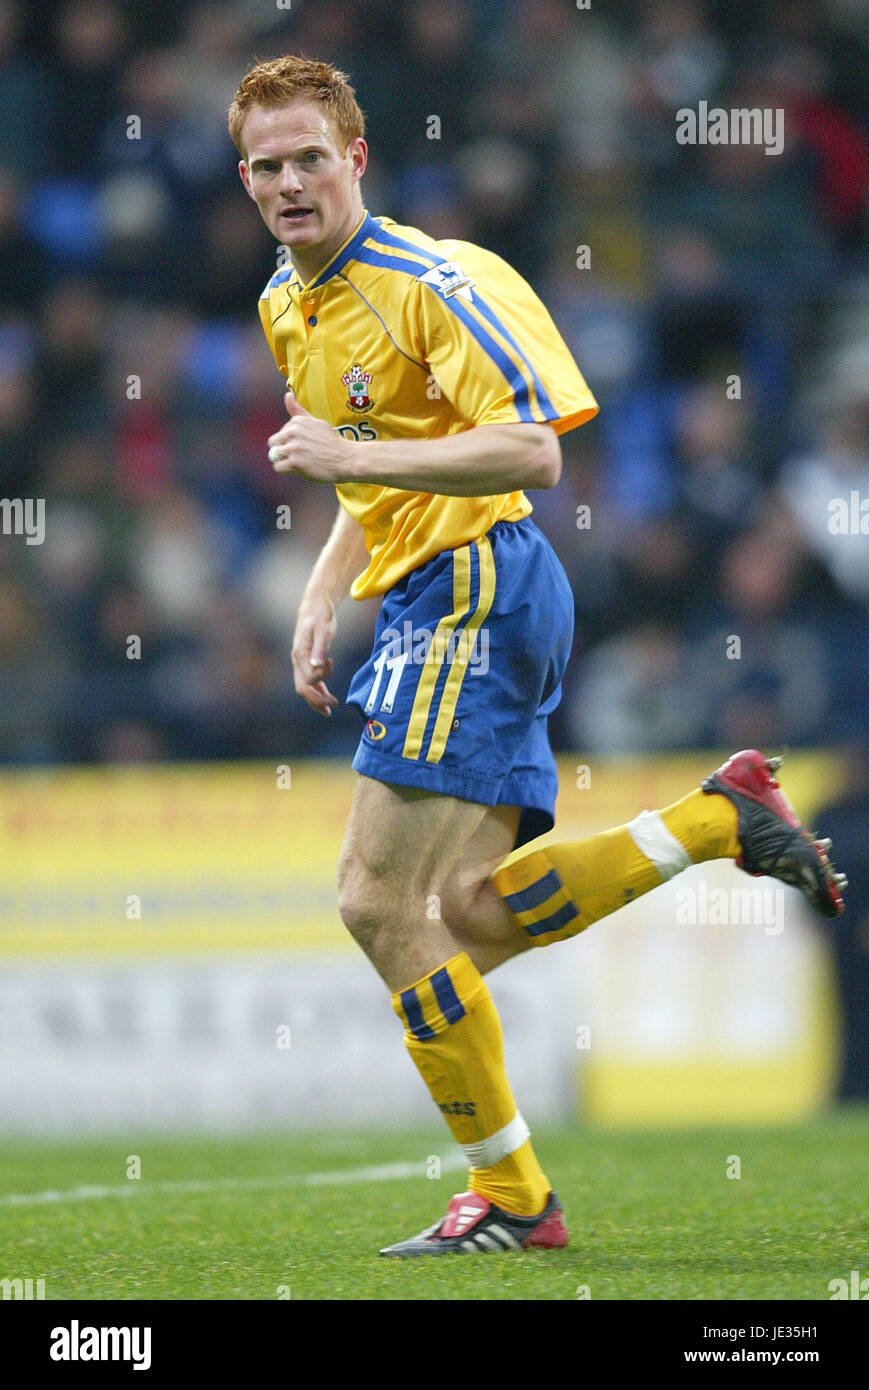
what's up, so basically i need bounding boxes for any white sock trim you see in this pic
[462,1111,530,1169]
[625,809,692,881]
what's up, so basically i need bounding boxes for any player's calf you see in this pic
[490,749,846,950]
[439,873,532,974]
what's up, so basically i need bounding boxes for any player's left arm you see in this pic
[268,392,561,494]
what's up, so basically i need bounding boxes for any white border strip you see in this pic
[0,1154,467,1208]
[462,1111,530,1168]
[626,810,693,881]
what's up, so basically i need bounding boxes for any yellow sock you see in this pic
[659,787,740,862]
[392,950,550,1215]
[493,788,740,946]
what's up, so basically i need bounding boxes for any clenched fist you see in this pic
[268,392,358,483]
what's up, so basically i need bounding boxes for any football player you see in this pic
[230,56,845,1256]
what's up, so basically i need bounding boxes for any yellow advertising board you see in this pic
[0,752,846,1122]
[0,761,355,957]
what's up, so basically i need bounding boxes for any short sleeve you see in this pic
[258,287,280,370]
[407,250,598,435]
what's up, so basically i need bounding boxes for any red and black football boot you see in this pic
[702,750,847,918]
[379,1189,568,1257]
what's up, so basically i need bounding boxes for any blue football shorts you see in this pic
[347,516,574,850]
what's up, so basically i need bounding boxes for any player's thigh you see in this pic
[337,773,492,918]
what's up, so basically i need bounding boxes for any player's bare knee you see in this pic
[336,856,375,940]
[337,851,402,947]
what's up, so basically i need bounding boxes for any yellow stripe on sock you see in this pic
[508,883,575,933]
[492,847,552,900]
[394,951,489,1037]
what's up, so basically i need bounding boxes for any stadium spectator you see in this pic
[0,0,866,764]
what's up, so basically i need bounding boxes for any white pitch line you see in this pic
[0,1154,467,1208]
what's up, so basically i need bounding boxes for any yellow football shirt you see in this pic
[258,210,598,598]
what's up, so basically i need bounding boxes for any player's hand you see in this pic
[292,594,339,717]
[268,393,356,483]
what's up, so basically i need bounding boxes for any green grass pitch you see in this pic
[1,1110,866,1300]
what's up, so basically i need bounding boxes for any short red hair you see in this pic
[228,54,365,155]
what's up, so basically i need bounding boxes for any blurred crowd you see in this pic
[1,0,868,763]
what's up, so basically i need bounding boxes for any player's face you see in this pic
[238,99,367,266]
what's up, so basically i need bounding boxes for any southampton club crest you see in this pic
[342,363,375,412]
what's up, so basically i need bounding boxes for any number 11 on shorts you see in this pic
[365,648,409,715]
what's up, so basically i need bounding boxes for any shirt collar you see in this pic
[299,210,379,291]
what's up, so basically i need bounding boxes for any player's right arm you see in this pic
[257,290,368,716]
[293,505,369,716]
